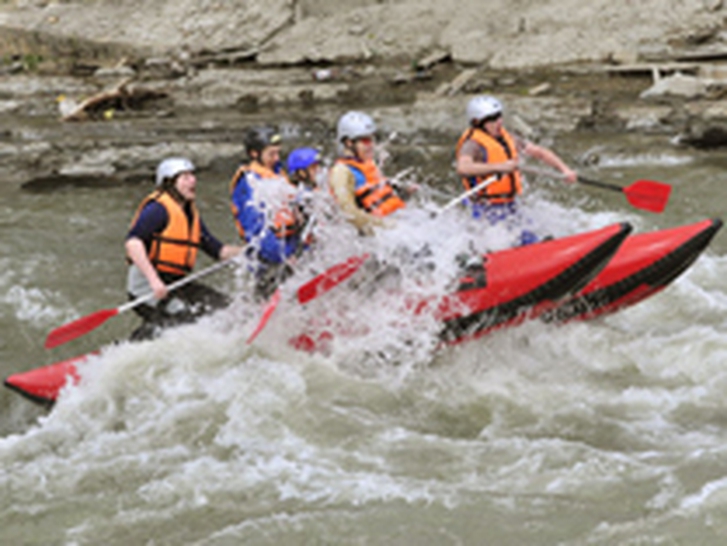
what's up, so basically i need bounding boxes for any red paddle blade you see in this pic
[623,180,672,213]
[246,289,281,344]
[297,253,370,305]
[44,308,119,349]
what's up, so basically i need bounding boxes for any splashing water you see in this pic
[2,159,727,544]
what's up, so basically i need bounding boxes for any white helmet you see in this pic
[337,111,376,142]
[466,95,503,124]
[155,157,194,186]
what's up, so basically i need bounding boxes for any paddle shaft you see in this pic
[45,255,241,348]
[521,164,651,194]
[438,175,497,214]
[575,175,625,193]
[118,256,237,314]
[520,165,671,213]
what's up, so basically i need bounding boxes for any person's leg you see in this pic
[254,262,293,301]
[128,281,230,341]
[129,300,168,341]
[171,281,231,319]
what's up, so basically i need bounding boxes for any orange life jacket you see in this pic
[229,162,299,240]
[455,127,522,204]
[337,157,405,217]
[129,190,200,276]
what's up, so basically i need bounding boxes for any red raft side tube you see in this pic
[3,352,92,408]
[434,222,633,345]
[542,218,723,323]
[290,223,632,353]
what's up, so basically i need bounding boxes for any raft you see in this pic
[5,219,722,407]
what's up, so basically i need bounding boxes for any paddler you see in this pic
[455,95,578,245]
[328,111,411,236]
[287,146,322,191]
[125,157,242,341]
[229,127,311,298]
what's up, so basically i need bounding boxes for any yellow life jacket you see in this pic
[455,127,522,204]
[129,190,200,276]
[337,157,405,217]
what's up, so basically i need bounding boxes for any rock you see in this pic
[703,0,723,11]
[614,105,674,133]
[640,72,709,99]
[1,0,725,72]
[679,100,727,147]
[528,82,551,96]
[0,100,21,114]
[93,65,136,80]
[435,69,477,97]
[416,50,450,70]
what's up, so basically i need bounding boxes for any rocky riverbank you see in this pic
[1,0,726,188]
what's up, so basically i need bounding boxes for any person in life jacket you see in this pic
[287,147,322,191]
[125,157,243,341]
[455,95,577,245]
[229,127,309,298]
[328,111,407,236]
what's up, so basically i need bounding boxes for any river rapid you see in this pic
[1,107,727,545]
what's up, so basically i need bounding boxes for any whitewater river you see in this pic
[1,108,727,545]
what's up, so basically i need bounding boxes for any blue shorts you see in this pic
[469,200,540,246]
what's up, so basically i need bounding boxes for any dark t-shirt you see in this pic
[126,200,223,259]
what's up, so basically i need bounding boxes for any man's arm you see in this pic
[199,219,242,261]
[522,142,577,183]
[456,139,518,179]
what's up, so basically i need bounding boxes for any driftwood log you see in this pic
[58,78,168,121]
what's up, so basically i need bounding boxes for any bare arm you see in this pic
[456,139,518,178]
[125,237,168,300]
[522,142,577,183]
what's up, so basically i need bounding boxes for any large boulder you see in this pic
[1,0,724,69]
[261,0,724,68]
[0,0,294,59]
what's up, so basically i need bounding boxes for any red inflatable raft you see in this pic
[4,219,722,407]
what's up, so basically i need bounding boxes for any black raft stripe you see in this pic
[3,378,56,409]
[440,223,632,343]
[542,218,723,323]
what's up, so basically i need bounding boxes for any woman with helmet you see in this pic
[455,95,577,245]
[229,127,309,298]
[125,157,242,341]
[328,110,406,236]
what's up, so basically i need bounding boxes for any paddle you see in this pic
[434,176,498,216]
[245,213,319,344]
[249,176,501,341]
[246,288,281,344]
[44,257,239,349]
[521,166,671,213]
[297,253,370,304]
[577,176,671,213]
[245,253,370,344]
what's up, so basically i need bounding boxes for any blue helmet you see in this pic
[287,147,321,172]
